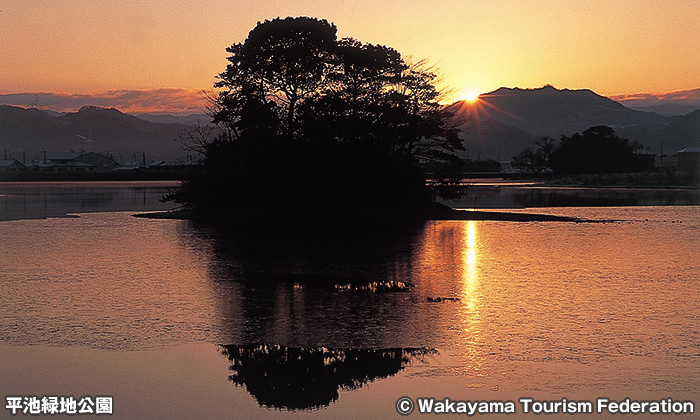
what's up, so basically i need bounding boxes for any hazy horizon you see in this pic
[1,85,699,116]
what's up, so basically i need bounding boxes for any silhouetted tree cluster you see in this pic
[511,137,556,174]
[550,126,653,174]
[219,344,434,410]
[512,126,653,175]
[168,17,462,215]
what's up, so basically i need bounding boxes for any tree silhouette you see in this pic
[511,137,556,174]
[215,17,338,138]
[549,126,653,174]
[510,126,655,175]
[168,17,462,216]
[220,344,435,410]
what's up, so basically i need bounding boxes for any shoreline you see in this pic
[133,205,597,223]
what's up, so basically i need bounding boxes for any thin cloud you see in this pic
[610,88,700,105]
[0,89,212,114]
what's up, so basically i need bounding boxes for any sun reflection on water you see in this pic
[462,221,479,308]
[457,220,485,376]
[464,221,477,276]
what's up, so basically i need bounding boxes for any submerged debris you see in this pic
[427,296,460,303]
[334,281,414,293]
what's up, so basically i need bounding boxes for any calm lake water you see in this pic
[0,181,698,419]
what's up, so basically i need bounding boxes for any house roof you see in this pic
[0,159,24,167]
[677,146,700,154]
[64,161,95,167]
[47,152,84,161]
[35,161,94,168]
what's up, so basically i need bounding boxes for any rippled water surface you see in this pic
[0,181,177,221]
[0,182,698,419]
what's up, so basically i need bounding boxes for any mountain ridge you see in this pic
[448,85,699,161]
[1,86,699,165]
[610,88,700,116]
[0,105,189,162]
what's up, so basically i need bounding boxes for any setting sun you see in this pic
[461,91,480,102]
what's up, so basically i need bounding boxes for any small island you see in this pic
[154,17,584,224]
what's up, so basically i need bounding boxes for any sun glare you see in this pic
[461,91,479,102]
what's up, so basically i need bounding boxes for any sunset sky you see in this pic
[1,0,699,113]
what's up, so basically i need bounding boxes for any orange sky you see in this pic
[1,0,698,111]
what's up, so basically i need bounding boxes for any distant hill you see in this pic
[448,86,700,160]
[455,117,537,161]
[2,90,698,166]
[613,88,700,116]
[133,113,211,126]
[0,106,191,162]
[659,109,700,153]
[626,103,700,117]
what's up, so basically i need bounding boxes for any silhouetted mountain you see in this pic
[479,85,666,135]
[133,113,210,126]
[457,117,537,161]
[615,88,700,116]
[448,86,687,160]
[0,105,189,162]
[3,89,698,166]
[659,109,700,154]
[628,103,700,117]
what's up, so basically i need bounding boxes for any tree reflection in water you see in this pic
[192,221,439,409]
[219,344,435,410]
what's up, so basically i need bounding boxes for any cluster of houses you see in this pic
[0,152,197,174]
[0,148,698,176]
[672,146,700,170]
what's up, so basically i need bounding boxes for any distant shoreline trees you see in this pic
[512,126,654,175]
[167,17,463,215]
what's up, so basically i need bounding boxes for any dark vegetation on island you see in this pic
[159,17,590,223]
[164,16,463,220]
